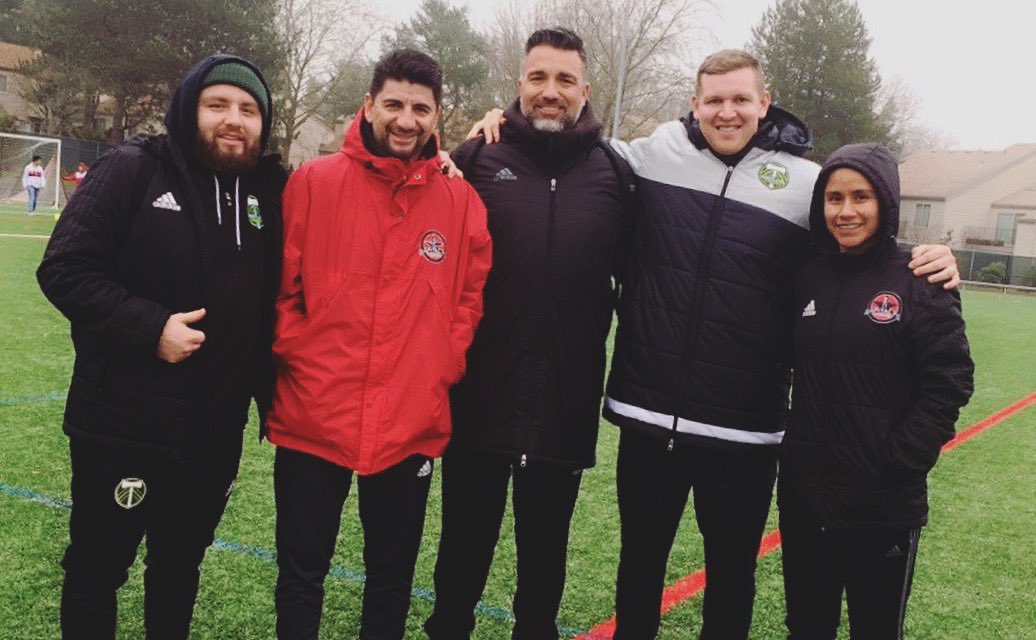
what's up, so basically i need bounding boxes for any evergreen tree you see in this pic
[749,0,892,160]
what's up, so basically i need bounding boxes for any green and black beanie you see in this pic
[202,62,270,120]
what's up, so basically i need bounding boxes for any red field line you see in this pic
[575,391,1036,640]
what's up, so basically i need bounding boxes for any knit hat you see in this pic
[202,62,269,119]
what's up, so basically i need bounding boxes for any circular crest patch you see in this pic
[419,230,446,263]
[758,162,790,190]
[864,291,903,324]
[114,478,147,509]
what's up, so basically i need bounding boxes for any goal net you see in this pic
[0,132,62,211]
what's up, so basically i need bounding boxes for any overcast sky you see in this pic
[387,0,1030,150]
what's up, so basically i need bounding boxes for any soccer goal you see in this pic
[0,132,62,211]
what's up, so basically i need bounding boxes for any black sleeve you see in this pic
[887,283,975,476]
[36,145,171,356]
[252,163,289,429]
[450,138,484,178]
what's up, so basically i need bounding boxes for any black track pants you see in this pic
[613,429,777,640]
[60,434,242,640]
[780,512,921,640]
[424,451,583,640]
[273,446,433,640]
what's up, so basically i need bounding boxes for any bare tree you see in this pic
[273,0,380,163]
[877,76,956,156]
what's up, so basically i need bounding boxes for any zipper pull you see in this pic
[520,454,527,468]
[667,438,674,452]
[550,178,557,192]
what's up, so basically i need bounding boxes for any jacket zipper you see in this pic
[667,165,735,451]
[520,454,527,468]
[545,177,558,278]
[816,270,847,532]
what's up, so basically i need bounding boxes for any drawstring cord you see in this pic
[213,175,243,251]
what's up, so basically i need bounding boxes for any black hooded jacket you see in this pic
[447,100,635,469]
[778,143,974,530]
[37,55,286,460]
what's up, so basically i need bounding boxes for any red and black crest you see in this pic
[419,230,446,263]
[864,291,902,324]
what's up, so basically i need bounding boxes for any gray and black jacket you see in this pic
[604,107,820,450]
[778,143,974,529]
[37,55,286,461]
[448,100,635,469]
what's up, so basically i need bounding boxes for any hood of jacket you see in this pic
[342,107,442,182]
[808,142,900,256]
[164,54,275,158]
[685,104,813,158]
[499,98,604,161]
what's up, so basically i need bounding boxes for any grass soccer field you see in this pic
[1,209,1034,639]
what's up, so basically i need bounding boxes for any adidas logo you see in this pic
[416,460,433,478]
[153,192,181,212]
[885,544,903,558]
[802,300,816,317]
[494,167,518,182]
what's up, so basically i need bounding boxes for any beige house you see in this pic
[899,144,1036,264]
[0,41,40,132]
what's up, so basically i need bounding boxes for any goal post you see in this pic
[0,132,63,211]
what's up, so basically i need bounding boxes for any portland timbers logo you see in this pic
[419,230,446,263]
[247,195,263,229]
[114,478,147,509]
[758,162,790,190]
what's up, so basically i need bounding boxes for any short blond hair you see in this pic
[695,49,766,97]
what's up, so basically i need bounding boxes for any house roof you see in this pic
[994,183,1036,210]
[0,41,37,71]
[899,144,1036,200]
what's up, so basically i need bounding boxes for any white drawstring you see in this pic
[213,175,221,225]
[234,177,241,251]
[213,175,243,251]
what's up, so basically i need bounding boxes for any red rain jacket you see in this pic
[267,113,491,474]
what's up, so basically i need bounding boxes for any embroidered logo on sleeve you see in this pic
[865,292,902,324]
[419,230,446,263]
[801,299,816,317]
[152,192,181,211]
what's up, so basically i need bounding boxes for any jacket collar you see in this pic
[684,104,813,158]
[341,107,441,186]
[500,99,603,164]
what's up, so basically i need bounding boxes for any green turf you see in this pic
[1,224,1034,640]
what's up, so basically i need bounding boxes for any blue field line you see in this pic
[0,390,67,406]
[0,482,585,636]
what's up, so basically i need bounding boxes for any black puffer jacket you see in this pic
[37,55,286,461]
[778,143,974,530]
[447,101,635,469]
[604,107,820,450]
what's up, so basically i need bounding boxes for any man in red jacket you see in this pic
[265,49,491,640]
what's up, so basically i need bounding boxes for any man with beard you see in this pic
[37,55,285,639]
[266,49,491,640]
[424,28,635,640]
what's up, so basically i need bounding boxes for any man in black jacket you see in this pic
[602,50,960,640]
[424,28,634,640]
[37,55,285,639]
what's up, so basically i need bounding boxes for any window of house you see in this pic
[914,203,931,228]
[0,74,9,93]
[996,212,1021,245]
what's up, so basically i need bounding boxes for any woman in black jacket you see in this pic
[778,143,974,639]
